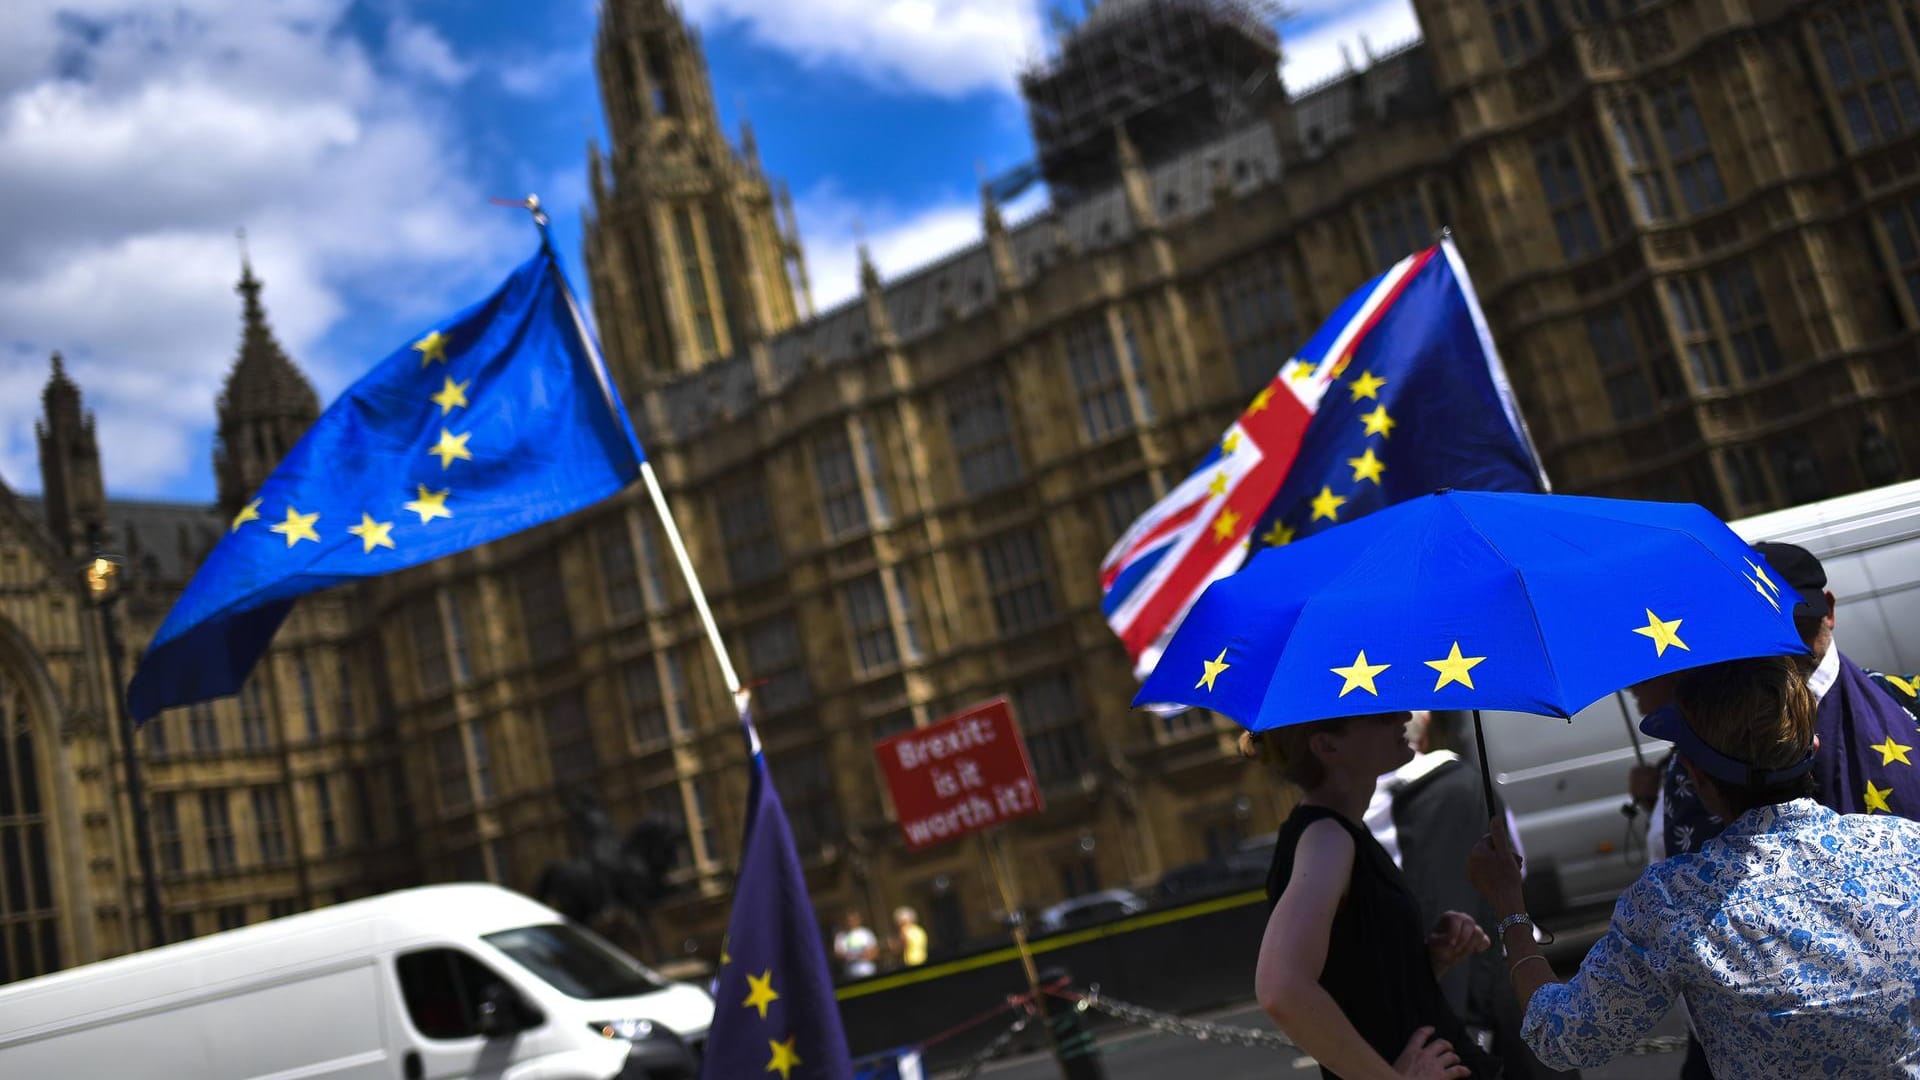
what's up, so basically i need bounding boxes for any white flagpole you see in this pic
[514,195,745,698]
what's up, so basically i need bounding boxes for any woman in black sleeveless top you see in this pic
[1251,711,1501,1080]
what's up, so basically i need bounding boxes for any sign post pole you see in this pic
[981,829,1042,997]
[873,699,1102,1079]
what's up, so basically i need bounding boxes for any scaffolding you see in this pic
[1020,0,1286,203]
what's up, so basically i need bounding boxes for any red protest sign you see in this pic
[873,698,1045,852]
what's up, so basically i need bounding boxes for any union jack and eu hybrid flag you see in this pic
[701,696,853,1080]
[1100,240,1547,678]
[128,247,645,721]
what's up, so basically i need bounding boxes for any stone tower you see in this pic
[584,0,809,390]
[213,256,320,520]
[35,353,106,557]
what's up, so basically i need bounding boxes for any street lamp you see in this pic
[84,528,167,950]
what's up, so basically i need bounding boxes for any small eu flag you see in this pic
[128,247,644,721]
[700,697,853,1080]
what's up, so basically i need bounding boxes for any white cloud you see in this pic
[793,179,1050,309]
[793,185,982,310]
[388,16,473,86]
[1280,0,1422,94]
[679,0,1047,97]
[0,1,520,499]
[496,46,589,98]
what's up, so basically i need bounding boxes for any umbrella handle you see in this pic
[1615,690,1648,767]
[1472,709,1496,820]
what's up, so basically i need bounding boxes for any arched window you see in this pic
[0,670,61,984]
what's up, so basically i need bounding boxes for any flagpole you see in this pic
[510,194,744,696]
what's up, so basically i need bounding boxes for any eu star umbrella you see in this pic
[1136,490,1807,809]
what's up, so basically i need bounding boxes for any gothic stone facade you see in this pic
[3,0,1916,984]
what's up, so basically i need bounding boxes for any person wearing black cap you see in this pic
[1749,540,1920,818]
[1466,655,1920,1075]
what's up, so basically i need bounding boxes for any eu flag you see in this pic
[1247,241,1546,553]
[701,697,852,1080]
[128,247,644,721]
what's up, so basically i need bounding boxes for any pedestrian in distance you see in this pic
[1470,655,1920,1075]
[1366,712,1572,1080]
[1251,711,1502,1079]
[890,905,927,968]
[833,909,879,981]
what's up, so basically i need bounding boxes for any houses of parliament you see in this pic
[1,0,1916,983]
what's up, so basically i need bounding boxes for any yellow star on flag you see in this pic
[347,513,395,554]
[1348,370,1387,401]
[269,506,320,547]
[1332,650,1391,697]
[1211,507,1241,543]
[231,498,261,532]
[1221,432,1241,455]
[1347,448,1385,485]
[1865,780,1894,814]
[430,376,470,415]
[1196,648,1230,692]
[1288,362,1315,382]
[1310,486,1346,522]
[1262,520,1295,547]
[1247,386,1275,414]
[430,428,473,469]
[404,485,452,524]
[1632,609,1689,657]
[1871,736,1913,767]
[743,969,780,1019]
[1425,642,1486,691]
[1360,404,1396,438]
[1208,471,1230,497]
[766,1035,802,1078]
[412,329,449,366]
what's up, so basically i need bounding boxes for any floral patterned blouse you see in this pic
[1523,799,1920,1077]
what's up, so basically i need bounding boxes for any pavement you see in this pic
[940,914,1696,1080]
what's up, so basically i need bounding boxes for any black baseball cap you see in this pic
[1752,542,1831,619]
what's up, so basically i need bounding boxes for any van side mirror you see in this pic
[475,983,521,1038]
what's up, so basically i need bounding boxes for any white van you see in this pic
[0,883,714,1080]
[1483,479,1920,918]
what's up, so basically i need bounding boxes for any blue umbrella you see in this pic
[1136,491,1807,806]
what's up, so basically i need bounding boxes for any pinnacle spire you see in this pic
[220,238,318,422]
[41,350,82,426]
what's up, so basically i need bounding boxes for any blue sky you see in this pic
[0,0,1417,503]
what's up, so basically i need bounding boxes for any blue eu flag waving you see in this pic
[128,247,645,721]
[701,695,853,1080]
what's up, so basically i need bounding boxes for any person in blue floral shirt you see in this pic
[1470,655,1920,1077]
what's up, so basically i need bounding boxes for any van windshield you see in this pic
[482,923,669,1001]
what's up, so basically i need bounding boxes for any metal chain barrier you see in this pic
[954,1008,1036,1079]
[1066,987,1296,1050]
